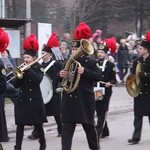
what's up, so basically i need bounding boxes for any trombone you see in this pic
[7,53,47,83]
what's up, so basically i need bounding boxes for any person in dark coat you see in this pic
[42,43,63,136]
[28,33,63,140]
[13,34,47,150]
[128,31,150,144]
[1,49,18,105]
[117,39,130,83]
[59,22,101,150]
[0,28,10,143]
[95,38,117,139]
[0,58,8,147]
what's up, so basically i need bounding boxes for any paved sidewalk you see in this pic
[108,85,133,115]
[4,85,133,133]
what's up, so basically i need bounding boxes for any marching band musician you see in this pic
[95,38,117,140]
[13,34,47,150]
[0,28,9,146]
[42,33,63,136]
[59,22,101,150]
[28,33,63,140]
[128,31,150,144]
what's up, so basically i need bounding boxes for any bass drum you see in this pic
[40,74,53,104]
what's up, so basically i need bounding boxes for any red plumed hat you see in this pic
[99,37,117,53]
[47,33,59,48]
[42,33,59,53]
[23,34,39,56]
[0,28,9,53]
[141,31,150,50]
[72,22,92,47]
[73,22,92,40]
[146,32,150,43]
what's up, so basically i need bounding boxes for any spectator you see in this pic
[116,39,130,83]
[59,41,70,62]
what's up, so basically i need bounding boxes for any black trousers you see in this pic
[15,124,45,149]
[62,122,100,150]
[96,110,109,138]
[119,67,128,81]
[54,115,62,134]
[132,116,150,140]
[0,143,3,150]
[31,115,62,137]
[0,98,9,142]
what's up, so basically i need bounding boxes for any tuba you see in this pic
[60,39,94,93]
[125,62,142,97]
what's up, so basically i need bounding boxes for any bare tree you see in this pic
[5,0,150,38]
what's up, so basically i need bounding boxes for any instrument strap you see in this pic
[100,59,108,72]
[44,60,55,74]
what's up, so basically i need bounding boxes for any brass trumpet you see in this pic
[7,53,47,83]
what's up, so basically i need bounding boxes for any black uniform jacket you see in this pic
[132,56,150,116]
[0,59,8,142]
[13,62,47,125]
[0,60,6,94]
[42,60,63,116]
[95,60,116,111]
[61,56,101,125]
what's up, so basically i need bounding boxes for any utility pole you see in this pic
[135,0,144,38]
[26,0,31,36]
[0,0,5,18]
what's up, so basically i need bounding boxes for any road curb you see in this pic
[8,108,133,134]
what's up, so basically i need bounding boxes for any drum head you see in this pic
[40,74,53,104]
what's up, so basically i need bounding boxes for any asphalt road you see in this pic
[2,111,150,150]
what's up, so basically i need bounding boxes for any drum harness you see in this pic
[94,59,108,100]
[43,60,56,74]
[98,59,108,86]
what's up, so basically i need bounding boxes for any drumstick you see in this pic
[99,81,116,87]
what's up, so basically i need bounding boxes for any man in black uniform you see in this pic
[13,34,47,150]
[1,49,18,105]
[128,31,150,144]
[59,22,101,150]
[28,33,63,140]
[95,38,117,139]
[0,28,9,148]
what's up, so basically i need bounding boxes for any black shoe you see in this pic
[101,135,109,138]
[128,138,140,144]
[39,140,46,150]
[39,143,46,150]
[101,133,109,138]
[28,135,39,140]
[57,134,62,137]
[14,145,21,150]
